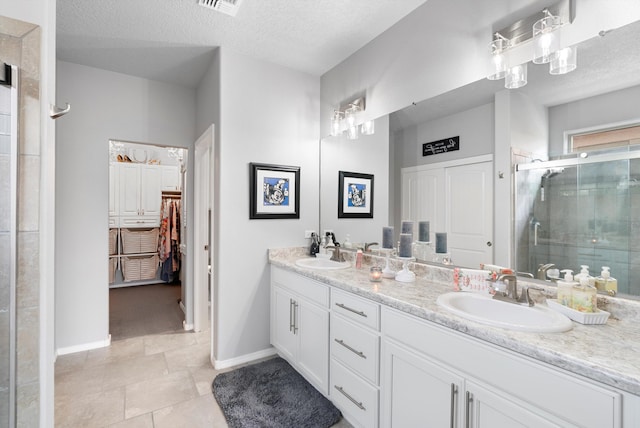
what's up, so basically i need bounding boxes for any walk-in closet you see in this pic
[108,140,188,339]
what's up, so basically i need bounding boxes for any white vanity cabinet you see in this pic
[329,289,381,428]
[270,267,329,395]
[381,307,622,428]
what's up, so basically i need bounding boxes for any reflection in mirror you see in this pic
[320,19,640,297]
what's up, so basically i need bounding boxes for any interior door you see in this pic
[445,161,494,268]
[194,125,214,337]
[401,168,445,239]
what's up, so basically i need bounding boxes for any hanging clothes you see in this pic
[158,195,181,283]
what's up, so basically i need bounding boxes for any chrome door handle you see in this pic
[334,385,366,411]
[334,338,366,359]
[292,301,299,334]
[289,299,294,332]
[465,391,473,428]
[335,303,367,317]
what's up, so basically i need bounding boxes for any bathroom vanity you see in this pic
[269,248,640,428]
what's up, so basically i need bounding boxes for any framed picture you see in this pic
[250,163,300,219]
[338,171,374,218]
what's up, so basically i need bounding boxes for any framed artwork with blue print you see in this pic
[250,163,300,219]
[338,171,374,218]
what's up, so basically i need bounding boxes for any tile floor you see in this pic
[55,284,352,427]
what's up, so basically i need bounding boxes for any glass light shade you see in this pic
[345,105,358,128]
[330,110,342,137]
[505,63,527,89]
[347,124,359,140]
[487,36,508,80]
[532,14,562,64]
[361,120,375,135]
[549,46,577,75]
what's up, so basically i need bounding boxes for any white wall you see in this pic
[208,49,320,363]
[55,61,196,350]
[320,115,390,245]
[548,84,640,156]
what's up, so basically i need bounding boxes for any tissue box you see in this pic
[453,268,495,294]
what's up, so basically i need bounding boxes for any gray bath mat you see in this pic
[212,357,341,428]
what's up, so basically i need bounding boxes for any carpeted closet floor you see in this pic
[109,283,184,341]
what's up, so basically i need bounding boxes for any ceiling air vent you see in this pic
[198,0,243,17]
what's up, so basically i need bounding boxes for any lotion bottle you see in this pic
[575,265,596,287]
[556,269,577,307]
[595,266,618,296]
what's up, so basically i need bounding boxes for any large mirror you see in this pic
[320,19,640,297]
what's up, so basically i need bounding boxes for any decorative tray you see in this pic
[547,300,610,325]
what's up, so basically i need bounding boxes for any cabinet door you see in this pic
[119,163,141,216]
[401,168,445,238]
[466,381,562,428]
[109,163,119,217]
[140,165,162,216]
[381,338,463,428]
[161,165,181,191]
[298,298,329,395]
[271,285,297,362]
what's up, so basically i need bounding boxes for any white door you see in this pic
[445,161,493,268]
[401,168,445,241]
[108,163,119,217]
[119,163,141,216]
[194,125,214,336]
[140,164,162,217]
[297,299,329,395]
[271,285,298,363]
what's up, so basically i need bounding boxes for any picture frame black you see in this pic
[338,171,374,218]
[249,163,300,219]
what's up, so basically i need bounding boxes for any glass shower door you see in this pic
[0,66,17,428]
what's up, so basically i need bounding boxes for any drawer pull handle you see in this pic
[450,383,457,428]
[334,385,366,411]
[465,391,473,428]
[334,338,366,359]
[335,303,367,318]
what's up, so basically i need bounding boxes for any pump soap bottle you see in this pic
[557,269,577,307]
[595,266,618,296]
[575,265,596,287]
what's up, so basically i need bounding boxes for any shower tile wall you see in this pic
[0,16,41,427]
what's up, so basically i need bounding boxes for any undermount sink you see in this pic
[436,292,573,333]
[295,257,351,270]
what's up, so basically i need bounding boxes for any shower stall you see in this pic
[515,150,640,296]
[0,64,17,427]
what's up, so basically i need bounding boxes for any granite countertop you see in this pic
[268,247,640,396]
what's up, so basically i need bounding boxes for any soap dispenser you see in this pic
[575,265,596,287]
[309,233,319,257]
[556,269,577,307]
[595,266,618,296]
[573,276,597,313]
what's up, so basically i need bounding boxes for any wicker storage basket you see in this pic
[109,228,118,255]
[121,228,159,254]
[122,255,159,282]
[109,257,117,284]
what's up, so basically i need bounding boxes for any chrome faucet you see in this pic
[537,263,557,280]
[364,242,379,252]
[493,274,543,307]
[325,244,345,262]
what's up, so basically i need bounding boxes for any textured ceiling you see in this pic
[56,0,429,87]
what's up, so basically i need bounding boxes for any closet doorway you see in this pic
[108,140,189,340]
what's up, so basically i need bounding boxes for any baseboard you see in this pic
[56,334,111,356]
[213,347,277,370]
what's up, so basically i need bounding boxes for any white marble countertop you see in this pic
[268,247,640,396]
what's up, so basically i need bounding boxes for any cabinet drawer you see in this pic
[109,216,119,228]
[331,314,379,385]
[331,289,379,330]
[120,216,160,228]
[271,267,329,307]
[330,359,378,428]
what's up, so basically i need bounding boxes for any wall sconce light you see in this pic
[330,97,374,140]
[486,0,576,88]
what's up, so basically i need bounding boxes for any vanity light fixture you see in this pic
[486,0,576,88]
[330,97,374,140]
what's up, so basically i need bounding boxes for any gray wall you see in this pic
[55,61,197,350]
[197,48,320,364]
[549,84,640,157]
